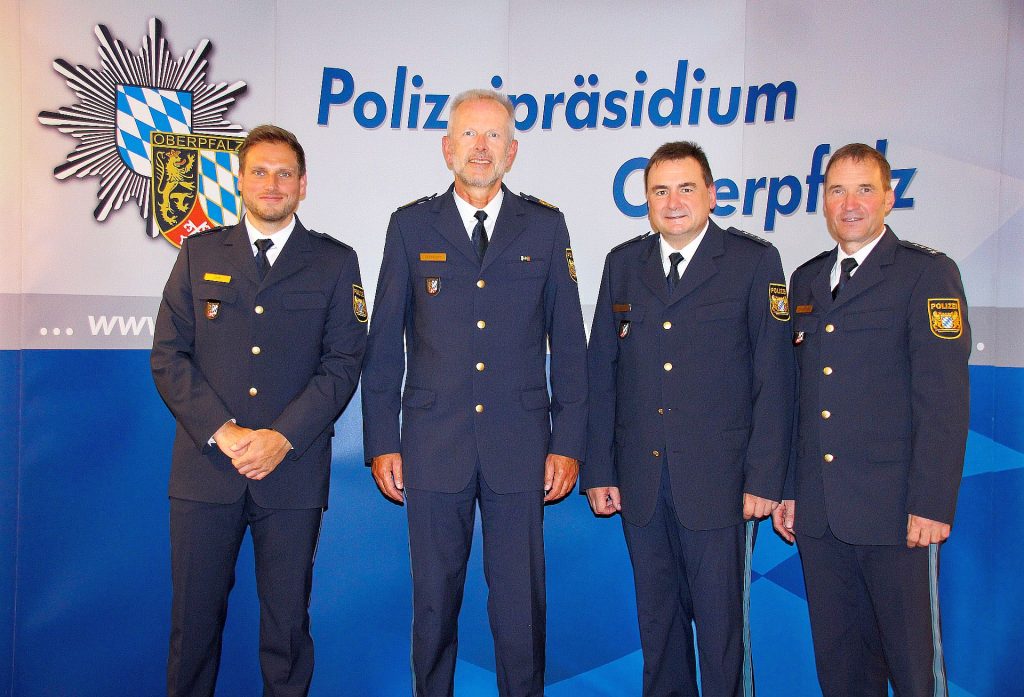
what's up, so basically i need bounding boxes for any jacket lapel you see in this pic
[431,187,480,266]
[261,217,315,289]
[220,222,260,286]
[669,221,724,306]
[831,227,896,309]
[481,186,527,273]
[812,248,837,310]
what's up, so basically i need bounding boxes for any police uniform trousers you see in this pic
[796,527,944,697]
[168,490,323,697]
[405,464,546,697]
[621,464,749,697]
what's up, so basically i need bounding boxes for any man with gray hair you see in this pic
[362,89,588,696]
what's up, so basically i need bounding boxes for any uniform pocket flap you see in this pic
[844,308,894,331]
[695,300,744,322]
[520,387,550,410]
[402,387,436,409]
[282,291,328,310]
[195,281,237,303]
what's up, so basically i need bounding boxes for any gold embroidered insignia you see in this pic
[352,285,368,323]
[928,298,963,339]
[769,283,790,321]
[566,248,577,283]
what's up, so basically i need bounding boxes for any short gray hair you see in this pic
[447,89,516,139]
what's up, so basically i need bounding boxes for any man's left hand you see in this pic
[743,493,778,520]
[544,454,579,502]
[231,429,292,480]
[906,514,951,548]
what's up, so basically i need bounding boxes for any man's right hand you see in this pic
[213,421,253,459]
[586,486,622,516]
[772,499,796,544]
[372,453,405,503]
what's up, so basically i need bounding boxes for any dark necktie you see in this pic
[667,252,684,293]
[255,238,274,280]
[832,257,858,300]
[472,210,489,261]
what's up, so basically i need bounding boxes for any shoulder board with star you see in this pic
[726,227,770,246]
[396,193,437,211]
[519,192,560,211]
[184,226,229,241]
[610,232,652,253]
[899,239,945,257]
[795,249,832,270]
[309,230,352,250]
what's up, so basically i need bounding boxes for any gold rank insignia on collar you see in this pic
[769,283,790,321]
[352,285,368,323]
[928,298,963,339]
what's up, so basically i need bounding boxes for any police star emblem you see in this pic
[769,283,790,321]
[38,18,247,247]
[928,298,963,339]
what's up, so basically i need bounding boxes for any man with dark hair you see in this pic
[774,143,970,696]
[362,89,587,697]
[584,141,795,696]
[152,124,366,697]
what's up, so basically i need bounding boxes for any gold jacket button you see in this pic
[652,450,661,457]
[825,324,835,333]
[823,366,833,376]
[821,410,831,419]
[664,362,673,371]
[249,387,258,397]
[251,346,261,355]
[475,404,484,413]
[824,453,834,463]
[476,362,485,371]
[477,279,486,288]
[477,320,486,329]
[254,305,264,314]
[663,321,672,330]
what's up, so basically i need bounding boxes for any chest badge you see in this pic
[792,331,805,346]
[618,320,631,339]
[205,300,221,320]
[426,277,441,296]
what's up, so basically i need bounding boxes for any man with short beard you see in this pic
[152,125,366,697]
[362,89,587,697]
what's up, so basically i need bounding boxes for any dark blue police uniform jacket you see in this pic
[584,221,795,529]
[788,227,970,544]
[152,219,367,509]
[361,186,588,493]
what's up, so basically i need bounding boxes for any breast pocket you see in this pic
[502,258,548,279]
[695,300,744,323]
[282,291,328,310]
[614,307,644,340]
[844,308,894,331]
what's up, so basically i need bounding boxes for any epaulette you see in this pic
[899,239,945,257]
[610,231,652,253]
[309,230,352,249]
[519,192,560,211]
[397,193,436,211]
[795,249,832,270]
[184,225,228,241]
[726,227,770,246]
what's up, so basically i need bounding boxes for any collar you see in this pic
[245,215,296,258]
[452,187,504,239]
[659,220,709,274]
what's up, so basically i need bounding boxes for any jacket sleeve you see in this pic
[150,238,233,451]
[581,254,618,490]
[361,214,412,461]
[543,214,588,460]
[272,248,367,458]
[742,246,797,501]
[906,255,971,523]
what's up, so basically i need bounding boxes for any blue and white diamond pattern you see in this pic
[115,86,192,175]
[199,150,240,227]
